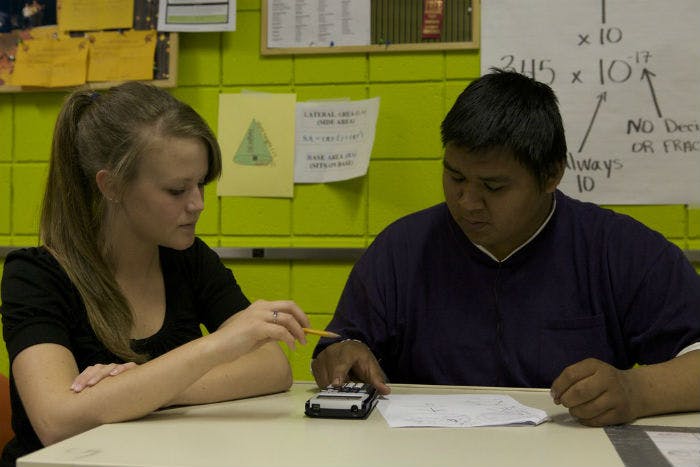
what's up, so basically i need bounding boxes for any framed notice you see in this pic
[261,0,479,55]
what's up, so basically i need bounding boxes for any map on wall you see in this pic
[481,0,700,204]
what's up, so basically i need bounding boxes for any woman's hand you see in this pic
[71,362,139,392]
[212,300,311,360]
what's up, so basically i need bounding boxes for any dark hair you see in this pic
[41,81,221,362]
[441,68,567,189]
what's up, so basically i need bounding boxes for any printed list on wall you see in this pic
[481,1,700,204]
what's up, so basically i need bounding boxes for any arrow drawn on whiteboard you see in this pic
[641,68,662,118]
[578,92,607,153]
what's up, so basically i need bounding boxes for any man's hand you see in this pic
[311,340,391,395]
[550,358,640,426]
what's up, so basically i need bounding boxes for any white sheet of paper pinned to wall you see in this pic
[294,97,380,184]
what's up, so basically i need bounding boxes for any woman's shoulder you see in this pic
[2,247,74,299]
[158,237,223,280]
[4,246,62,274]
[159,237,217,262]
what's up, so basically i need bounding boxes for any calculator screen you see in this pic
[316,395,363,400]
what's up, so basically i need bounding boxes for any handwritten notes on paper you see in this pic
[58,0,134,32]
[87,31,157,82]
[11,34,87,87]
[10,29,157,87]
[1,2,167,89]
[377,394,549,428]
[295,98,379,183]
[1,28,49,86]
[481,0,700,203]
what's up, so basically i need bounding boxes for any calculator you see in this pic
[305,382,379,419]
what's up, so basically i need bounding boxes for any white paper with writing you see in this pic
[647,431,700,467]
[157,0,236,32]
[294,97,379,183]
[267,0,370,48]
[377,394,549,428]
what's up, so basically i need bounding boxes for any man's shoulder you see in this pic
[556,191,672,251]
[383,203,449,234]
[558,191,662,234]
[363,203,450,261]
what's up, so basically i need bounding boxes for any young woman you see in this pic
[0,82,309,466]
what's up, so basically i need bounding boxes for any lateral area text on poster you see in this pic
[294,97,379,184]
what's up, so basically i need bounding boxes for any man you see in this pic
[311,69,700,426]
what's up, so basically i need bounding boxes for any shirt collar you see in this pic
[474,194,557,263]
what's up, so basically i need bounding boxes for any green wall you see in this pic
[1,1,699,380]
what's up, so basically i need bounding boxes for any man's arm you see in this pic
[551,350,700,426]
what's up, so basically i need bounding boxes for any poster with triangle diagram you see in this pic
[217,92,295,198]
[234,119,274,166]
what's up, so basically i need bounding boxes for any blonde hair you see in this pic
[40,82,222,362]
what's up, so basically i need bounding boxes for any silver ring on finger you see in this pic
[272,309,279,324]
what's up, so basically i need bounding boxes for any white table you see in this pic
[17,381,700,467]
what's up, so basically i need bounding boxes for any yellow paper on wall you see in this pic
[10,35,88,87]
[58,0,134,32]
[218,93,296,198]
[0,26,59,86]
[87,30,156,82]
[24,25,61,40]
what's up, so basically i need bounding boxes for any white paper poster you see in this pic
[294,97,379,184]
[481,1,700,204]
[157,0,236,32]
[267,0,370,48]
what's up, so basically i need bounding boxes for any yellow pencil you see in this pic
[303,328,341,338]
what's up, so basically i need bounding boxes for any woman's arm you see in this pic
[164,342,292,407]
[71,343,292,408]
[13,300,308,446]
[14,338,221,446]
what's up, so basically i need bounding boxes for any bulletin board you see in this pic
[0,0,177,93]
[261,0,479,55]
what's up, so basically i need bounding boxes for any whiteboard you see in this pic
[480,1,700,204]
